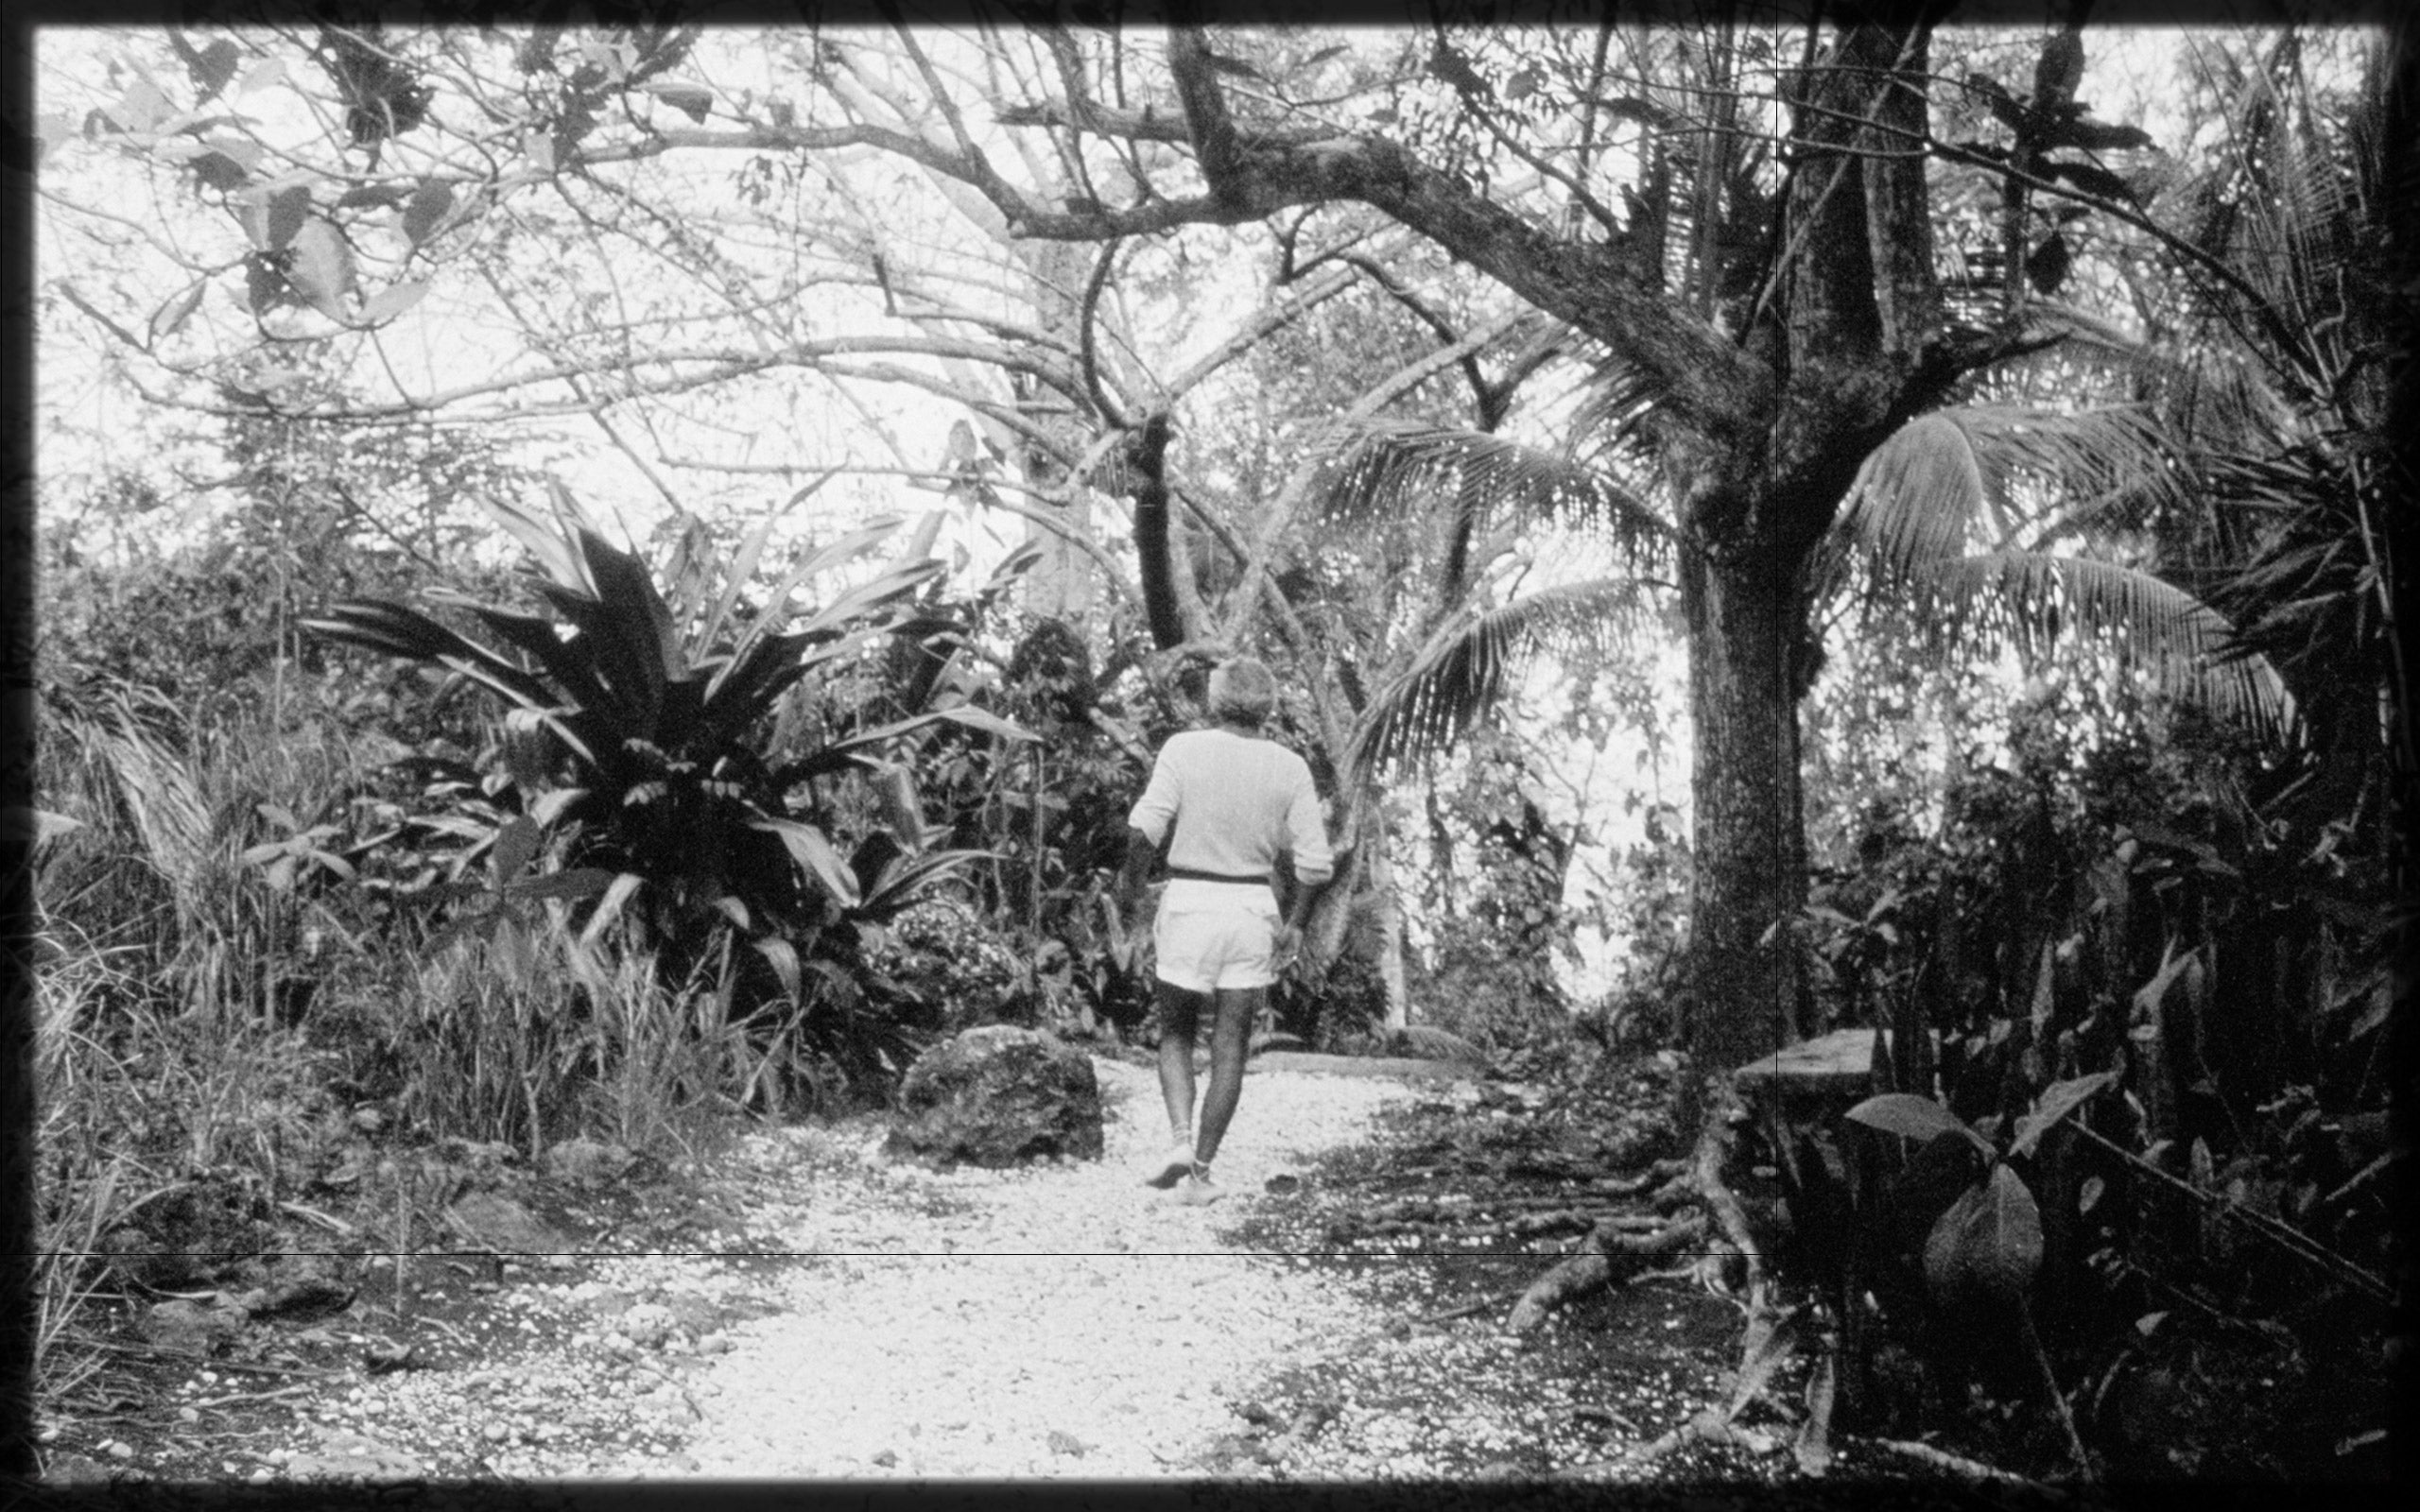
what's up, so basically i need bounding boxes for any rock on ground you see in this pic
[885,1024,1105,1168]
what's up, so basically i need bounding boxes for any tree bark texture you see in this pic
[1011,237,1105,628]
[1127,412,1186,651]
[1682,541,1808,1070]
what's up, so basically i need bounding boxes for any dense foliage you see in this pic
[26,14,2402,1485]
[303,485,1036,1108]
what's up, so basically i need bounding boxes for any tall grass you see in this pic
[40,681,367,1023]
[562,937,766,1163]
[379,918,766,1162]
[28,669,779,1411]
[29,925,131,1404]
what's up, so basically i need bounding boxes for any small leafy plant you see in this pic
[1847,1073,2116,1306]
[1847,1071,2118,1471]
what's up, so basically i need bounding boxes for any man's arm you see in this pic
[1274,765,1336,971]
[1115,826,1158,916]
[1117,742,1179,926]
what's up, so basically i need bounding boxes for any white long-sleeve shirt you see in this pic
[1127,728,1335,887]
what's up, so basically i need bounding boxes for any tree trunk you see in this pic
[1682,539,1807,1072]
[1012,239,1104,628]
[1127,413,1187,651]
[1296,790,1408,1029]
[1357,801,1410,1029]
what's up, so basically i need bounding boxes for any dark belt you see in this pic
[1166,867,1270,885]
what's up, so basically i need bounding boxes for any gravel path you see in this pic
[658,1055,1418,1479]
[285,1053,1426,1484]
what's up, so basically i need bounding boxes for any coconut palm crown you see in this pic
[1308,369,2294,780]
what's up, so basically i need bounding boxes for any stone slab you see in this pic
[1248,1051,1484,1082]
[1732,1026,1883,1097]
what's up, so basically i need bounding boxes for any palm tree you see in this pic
[1303,349,2295,1043]
[1268,21,2328,1073]
[1305,421,1677,774]
[2135,24,2407,842]
[1236,416,1673,1032]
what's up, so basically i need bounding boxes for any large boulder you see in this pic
[885,1025,1104,1168]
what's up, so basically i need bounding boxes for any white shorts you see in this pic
[1153,879,1281,992]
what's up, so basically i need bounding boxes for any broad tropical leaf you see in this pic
[722,517,910,666]
[301,600,595,753]
[1846,1092,1992,1152]
[1924,1164,2046,1302]
[701,475,831,644]
[2008,1071,2118,1159]
[475,480,601,594]
[752,816,863,908]
[860,847,991,913]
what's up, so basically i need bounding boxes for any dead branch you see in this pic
[1509,1252,1614,1332]
[1593,1159,1689,1196]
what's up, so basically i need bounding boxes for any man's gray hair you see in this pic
[1207,657,1277,723]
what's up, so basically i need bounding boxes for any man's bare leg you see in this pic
[1148,979,1210,1187]
[1192,986,1260,1167]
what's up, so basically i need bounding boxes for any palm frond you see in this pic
[1831,412,1991,576]
[2005,299,2154,358]
[1349,577,1660,775]
[2142,343,2301,459]
[1569,352,1677,463]
[1898,550,2294,736]
[1833,404,2191,579]
[1308,421,1671,595]
[81,692,213,901]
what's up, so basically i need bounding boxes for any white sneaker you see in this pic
[1143,1143,1195,1189]
[1177,1168,1224,1206]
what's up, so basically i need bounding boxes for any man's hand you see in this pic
[1104,892,1137,971]
[1273,923,1304,974]
[1114,827,1156,935]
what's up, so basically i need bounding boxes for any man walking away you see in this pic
[1115,657,1335,1204]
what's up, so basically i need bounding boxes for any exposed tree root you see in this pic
[1509,1072,1763,1332]
[1858,1435,2048,1489]
[1507,1209,1708,1332]
[1555,1407,1787,1479]
[1691,1074,1765,1296]
[1512,1067,1821,1482]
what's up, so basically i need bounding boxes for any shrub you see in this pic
[866,895,1030,1031]
[303,484,1035,1110]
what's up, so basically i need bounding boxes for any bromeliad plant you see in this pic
[303,482,1033,1099]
